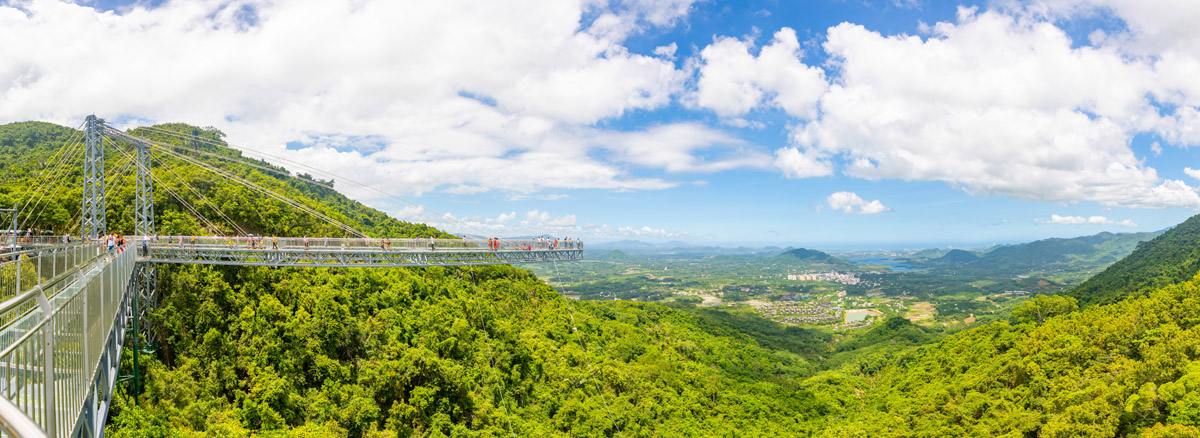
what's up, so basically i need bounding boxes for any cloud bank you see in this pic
[1037,214,1137,227]
[826,192,891,215]
[1,0,1199,218]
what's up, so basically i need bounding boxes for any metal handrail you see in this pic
[140,235,584,251]
[0,396,45,438]
[0,247,134,437]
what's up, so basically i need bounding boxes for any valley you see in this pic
[522,230,1160,331]
[4,121,1199,437]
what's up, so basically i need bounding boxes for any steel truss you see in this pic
[133,138,157,348]
[79,116,105,240]
[145,247,583,267]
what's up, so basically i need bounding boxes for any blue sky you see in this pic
[3,0,1200,248]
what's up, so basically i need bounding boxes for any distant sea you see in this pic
[849,257,923,273]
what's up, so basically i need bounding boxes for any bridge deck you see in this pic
[0,236,583,436]
[145,246,581,267]
[140,235,582,267]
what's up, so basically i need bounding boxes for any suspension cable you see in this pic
[551,260,623,436]
[150,153,248,236]
[139,138,366,238]
[105,131,249,236]
[14,121,85,208]
[16,138,85,230]
[464,266,516,437]
[103,126,366,237]
[106,138,227,236]
[156,144,366,238]
[115,123,499,238]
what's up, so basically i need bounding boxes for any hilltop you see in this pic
[2,121,833,436]
[776,247,853,268]
[7,120,1200,437]
[926,230,1160,284]
[1066,214,1200,306]
[931,249,979,264]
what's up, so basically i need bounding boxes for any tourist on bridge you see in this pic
[272,236,278,250]
[304,235,309,250]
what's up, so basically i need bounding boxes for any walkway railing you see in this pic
[0,245,133,438]
[0,235,585,435]
[143,235,583,251]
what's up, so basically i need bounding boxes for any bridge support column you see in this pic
[134,139,158,349]
[81,115,106,240]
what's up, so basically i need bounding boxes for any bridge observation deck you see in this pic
[140,235,582,267]
[0,115,587,437]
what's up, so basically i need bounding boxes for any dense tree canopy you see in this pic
[1068,215,1200,306]
[4,121,1200,437]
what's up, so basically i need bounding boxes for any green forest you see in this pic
[4,120,1200,436]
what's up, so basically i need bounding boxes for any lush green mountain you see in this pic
[2,121,833,436]
[1067,214,1200,306]
[0,121,446,239]
[776,247,853,268]
[8,120,1200,437]
[932,249,979,264]
[928,231,1160,284]
[823,316,942,372]
[808,275,1200,437]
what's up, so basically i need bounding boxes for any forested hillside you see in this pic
[6,120,1200,437]
[1067,215,1200,306]
[3,121,835,436]
[775,248,853,268]
[811,276,1200,437]
[0,121,447,239]
[926,231,1160,284]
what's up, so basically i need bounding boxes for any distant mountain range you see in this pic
[932,249,979,265]
[775,248,854,268]
[915,230,1162,283]
[1067,215,1200,306]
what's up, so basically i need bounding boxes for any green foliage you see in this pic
[823,316,942,374]
[1011,294,1078,324]
[836,316,936,353]
[811,273,1200,436]
[0,121,448,239]
[118,264,829,436]
[775,248,854,268]
[1068,215,1200,306]
[923,231,1160,284]
[7,120,1199,437]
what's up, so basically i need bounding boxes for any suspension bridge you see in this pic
[0,116,582,437]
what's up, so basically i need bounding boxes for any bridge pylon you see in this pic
[80,115,106,240]
[133,137,158,364]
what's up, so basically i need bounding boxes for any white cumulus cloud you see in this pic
[789,8,1200,209]
[774,147,833,178]
[0,0,741,199]
[1186,167,1200,181]
[826,191,891,215]
[1038,214,1137,227]
[693,28,828,119]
